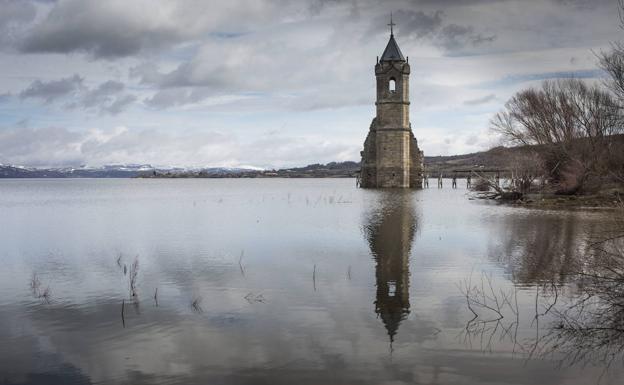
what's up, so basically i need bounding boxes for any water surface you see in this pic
[0,178,621,384]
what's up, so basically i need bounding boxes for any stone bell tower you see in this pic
[360,16,423,188]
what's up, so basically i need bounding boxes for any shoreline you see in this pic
[499,192,622,210]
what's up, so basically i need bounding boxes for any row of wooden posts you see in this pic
[423,171,502,189]
[355,170,518,189]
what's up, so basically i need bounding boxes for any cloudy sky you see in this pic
[0,0,620,168]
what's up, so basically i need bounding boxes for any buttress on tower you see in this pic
[360,19,423,188]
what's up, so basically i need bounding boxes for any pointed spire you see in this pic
[380,13,405,62]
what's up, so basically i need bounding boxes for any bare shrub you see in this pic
[471,177,490,192]
[471,172,523,200]
[508,150,545,193]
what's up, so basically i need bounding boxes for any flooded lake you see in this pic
[0,178,622,385]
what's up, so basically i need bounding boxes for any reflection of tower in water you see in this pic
[363,191,417,343]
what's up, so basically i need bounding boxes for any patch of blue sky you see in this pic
[0,100,39,127]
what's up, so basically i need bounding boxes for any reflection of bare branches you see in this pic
[238,250,245,277]
[459,272,522,353]
[30,273,41,294]
[129,256,139,298]
[462,206,624,373]
[30,273,52,304]
[191,297,203,313]
[540,228,624,370]
[40,286,51,304]
[244,292,266,304]
[121,299,125,328]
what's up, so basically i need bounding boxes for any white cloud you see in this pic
[0,125,358,168]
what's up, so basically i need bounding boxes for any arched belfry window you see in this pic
[389,78,396,93]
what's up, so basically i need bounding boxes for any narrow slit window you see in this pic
[389,78,396,93]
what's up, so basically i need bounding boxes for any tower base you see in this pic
[360,118,423,189]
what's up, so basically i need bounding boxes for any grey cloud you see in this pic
[553,0,612,10]
[374,9,496,53]
[129,63,163,85]
[308,0,360,16]
[398,10,444,39]
[144,88,205,109]
[137,62,225,89]
[103,94,137,115]
[409,0,509,5]
[463,93,497,105]
[0,0,37,30]
[78,80,135,115]
[18,75,135,114]
[19,0,184,58]
[81,80,125,108]
[471,33,497,45]
[19,74,83,103]
[439,24,473,49]
[0,0,37,48]
[437,24,496,51]
[17,0,499,60]
[16,0,334,59]
[369,10,443,39]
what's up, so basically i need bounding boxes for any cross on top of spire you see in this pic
[380,13,405,62]
[387,13,396,36]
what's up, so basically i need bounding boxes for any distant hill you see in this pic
[423,146,528,173]
[0,148,518,179]
[4,140,617,179]
[0,164,165,178]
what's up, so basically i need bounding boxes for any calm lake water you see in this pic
[0,178,622,385]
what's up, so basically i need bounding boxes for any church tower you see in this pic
[360,16,423,188]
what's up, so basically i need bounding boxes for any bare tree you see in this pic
[491,79,622,194]
[600,44,624,103]
[597,0,624,183]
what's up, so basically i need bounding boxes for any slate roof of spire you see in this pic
[380,34,405,62]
